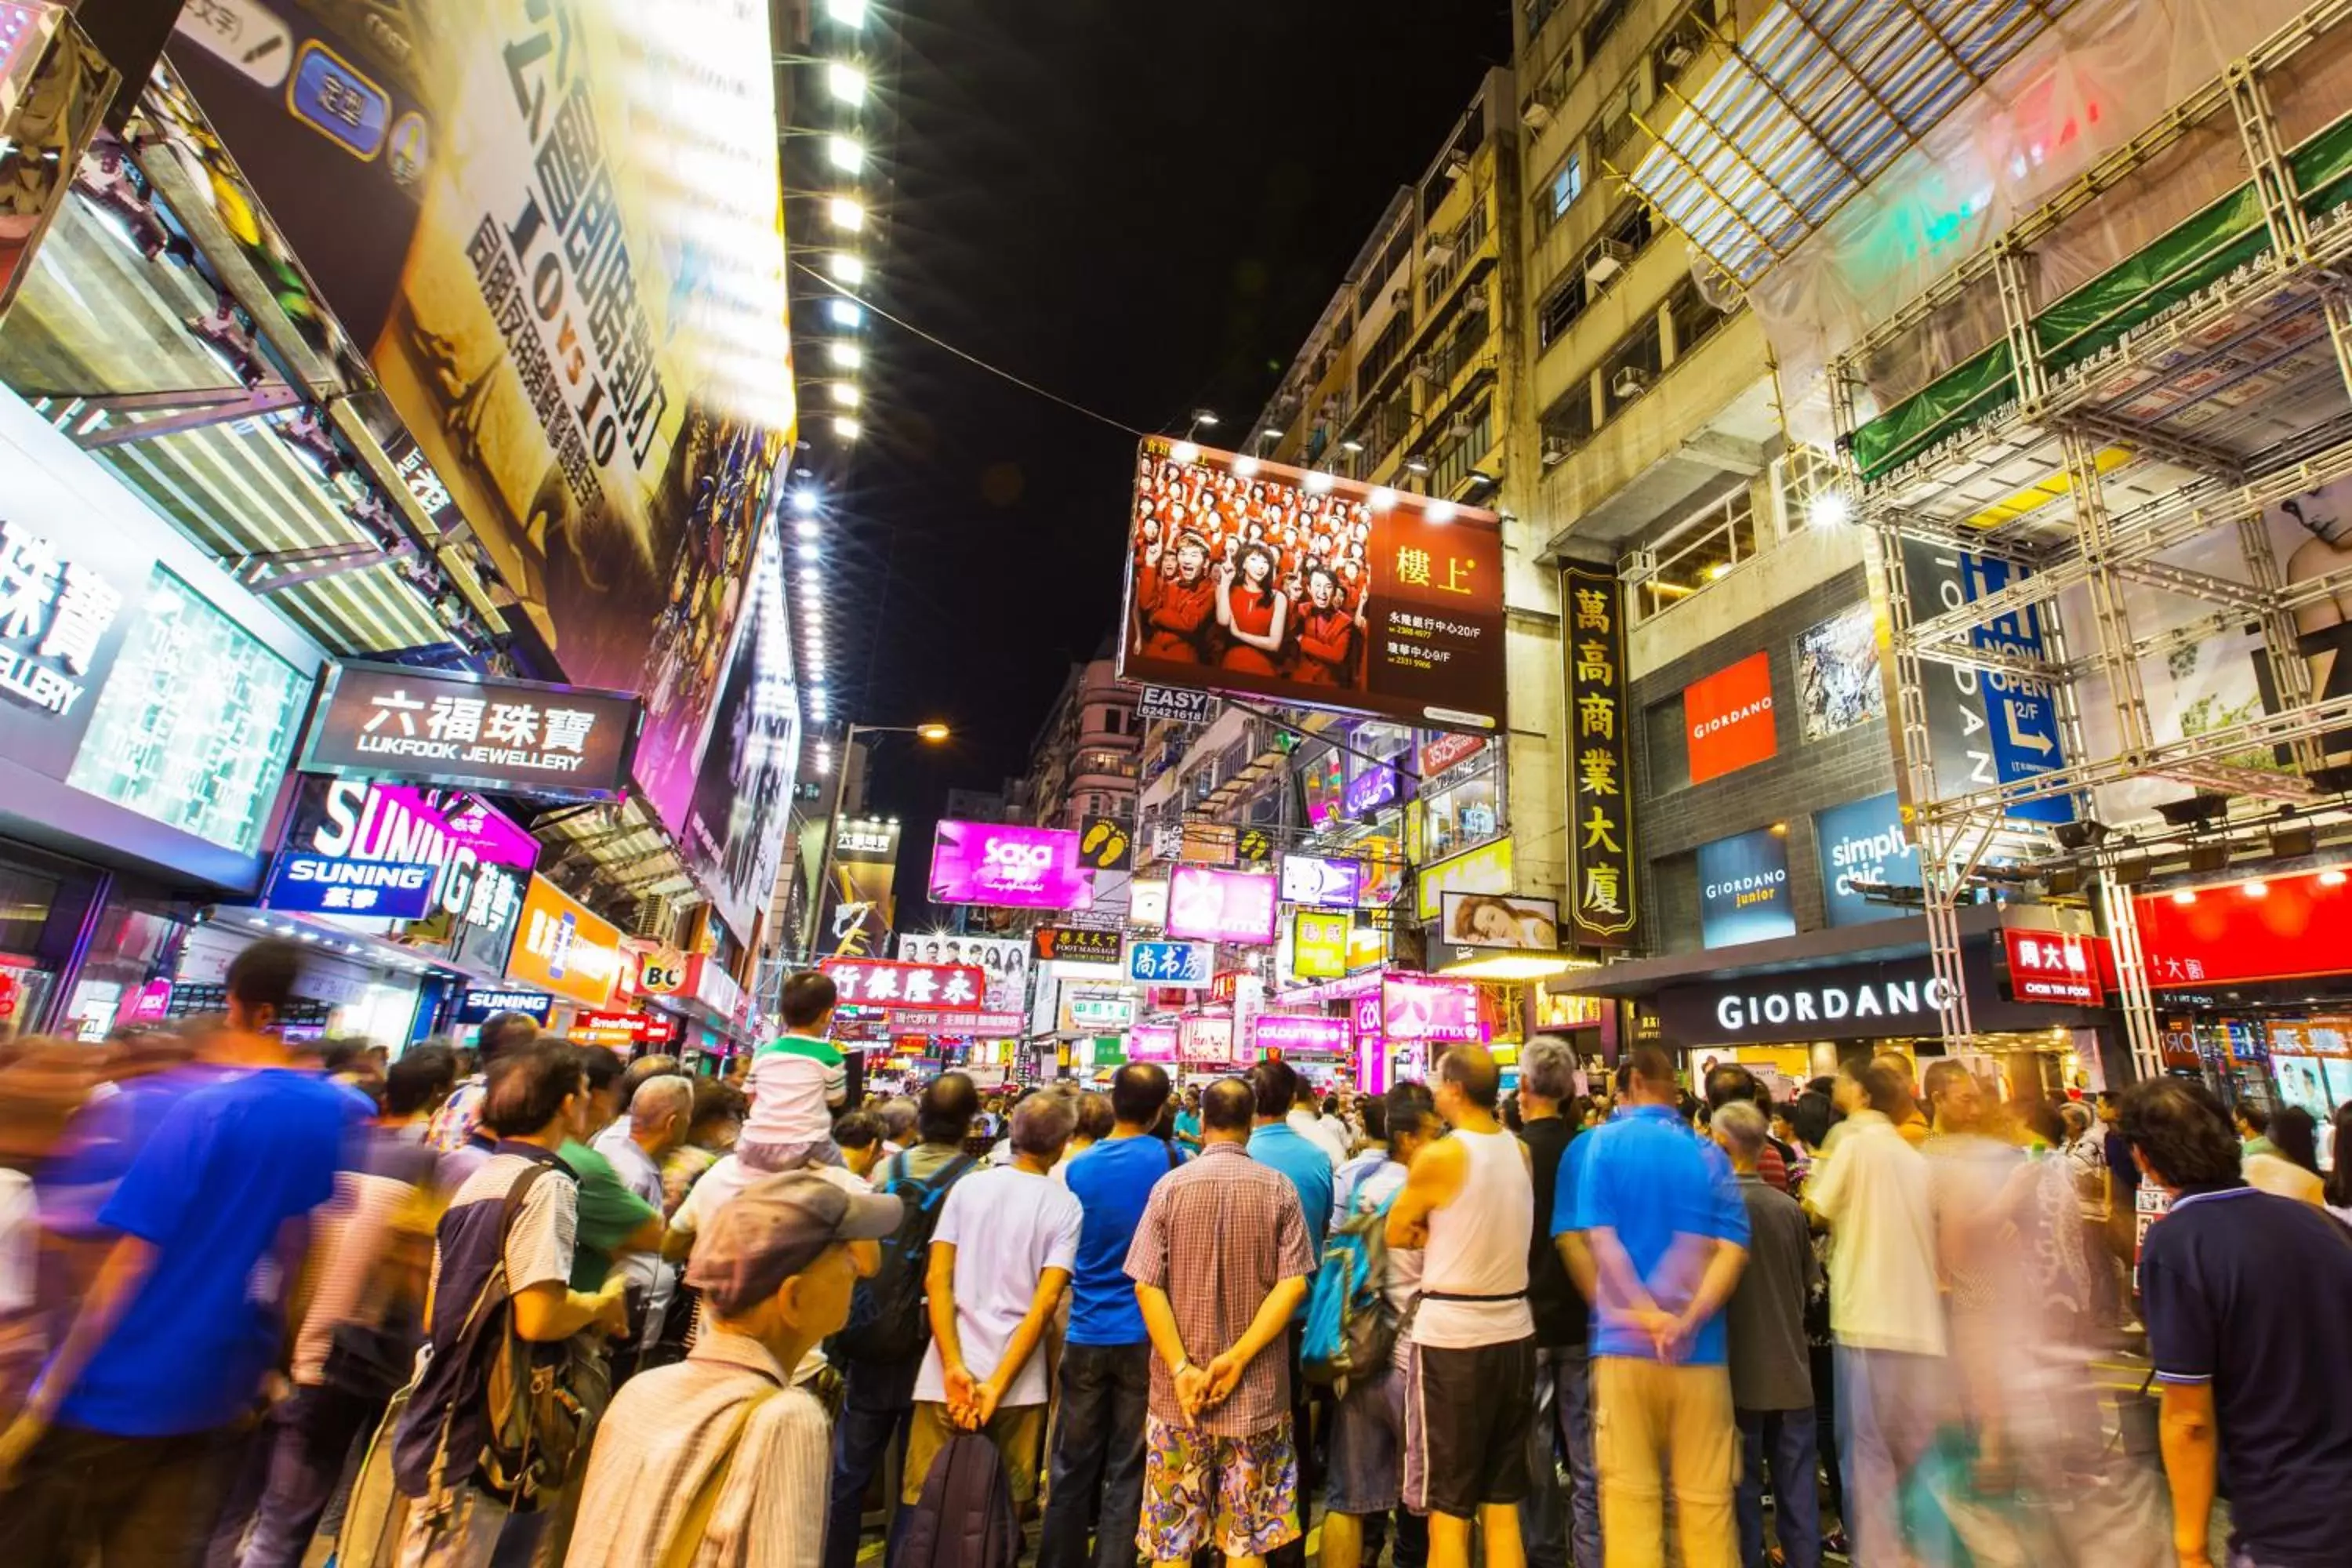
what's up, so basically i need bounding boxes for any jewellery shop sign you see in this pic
[303,662,642,800]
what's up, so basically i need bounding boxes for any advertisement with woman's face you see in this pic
[1120,437,1504,732]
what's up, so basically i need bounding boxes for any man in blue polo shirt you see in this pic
[2124,1078,2352,1568]
[1554,1043,1748,1568]
[1043,1062,1183,1568]
[1247,1059,1334,1241]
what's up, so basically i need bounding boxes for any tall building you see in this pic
[1018,652,1140,833]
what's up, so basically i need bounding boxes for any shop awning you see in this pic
[1548,907,2008,998]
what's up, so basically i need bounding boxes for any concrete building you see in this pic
[1018,650,1140,833]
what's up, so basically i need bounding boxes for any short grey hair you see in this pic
[1521,1037,1577,1104]
[878,1098,917,1142]
[629,1074,694,1132]
[1010,1090,1077,1158]
[1713,1098,1768,1160]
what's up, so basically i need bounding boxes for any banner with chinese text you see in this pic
[1563,566,1634,946]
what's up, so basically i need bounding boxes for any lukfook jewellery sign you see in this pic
[301,662,643,800]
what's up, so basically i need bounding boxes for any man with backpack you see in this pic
[823,1072,982,1568]
[1042,1062,1184,1568]
[1318,1083,1442,1568]
[390,1039,630,1567]
[905,1094,1083,1524]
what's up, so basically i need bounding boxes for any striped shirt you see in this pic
[563,1330,830,1568]
[290,1127,437,1385]
[743,1036,845,1147]
[1124,1140,1314,1436]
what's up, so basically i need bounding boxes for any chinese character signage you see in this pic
[1685,652,1777,785]
[1035,926,1123,967]
[1120,438,1505,732]
[1382,975,1484,1044]
[1253,1014,1349,1057]
[1696,828,1798,949]
[265,778,536,928]
[506,874,626,1009]
[1563,566,1634,946]
[1127,940,1213,987]
[2000,928,2105,1006]
[305,662,641,800]
[928,821,1093,910]
[1179,822,1238,866]
[885,1008,1025,1037]
[1128,1022,1179,1062]
[818,818,900,960]
[1899,540,2072,824]
[819,957,987,1011]
[1178,1014,1235,1066]
[2132,866,2352,989]
[1061,989,1135,1033]
[1816,792,1918,927]
[169,0,797,837]
[1167,866,1280,946]
[1281,854,1362,909]
[897,934,1031,1014]
[0,514,129,725]
[1290,913,1351,979]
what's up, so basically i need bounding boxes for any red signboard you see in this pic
[2132,868,2352,988]
[884,1009,1025,1036]
[1419,731,1487,779]
[2000,929,2104,1006]
[818,958,988,1010]
[1685,652,1777,785]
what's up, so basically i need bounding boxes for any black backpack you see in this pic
[832,1150,975,1364]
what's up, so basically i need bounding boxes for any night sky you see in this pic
[826,0,1512,874]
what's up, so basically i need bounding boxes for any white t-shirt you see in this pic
[913,1165,1083,1409]
[742,1037,846,1146]
[1290,1109,1351,1172]
[1806,1111,1947,1356]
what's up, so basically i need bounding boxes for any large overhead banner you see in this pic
[681,517,797,945]
[816,819,900,960]
[1120,439,1505,733]
[168,0,796,835]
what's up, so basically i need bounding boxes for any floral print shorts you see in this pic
[1137,1414,1299,1561]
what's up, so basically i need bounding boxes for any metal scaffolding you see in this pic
[1817,5,2352,1076]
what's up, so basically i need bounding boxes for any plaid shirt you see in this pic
[1124,1140,1315,1436]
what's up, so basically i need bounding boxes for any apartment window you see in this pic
[1541,379,1598,456]
[1359,387,1413,472]
[1526,0,1563,38]
[1582,0,1632,65]
[1601,316,1663,420]
[1534,151,1583,234]
[1537,270,1588,349]
[1356,314,1413,401]
[1666,276,1734,364]
[1427,397,1495,497]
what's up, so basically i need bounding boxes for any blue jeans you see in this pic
[1737,1406,1821,1568]
[1519,1344,1602,1568]
[235,1384,383,1567]
[1040,1342,1151,1568]
[824,1356,920,1568]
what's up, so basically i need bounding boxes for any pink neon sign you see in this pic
[1166,866,1279,945]
[927,821,1094,910]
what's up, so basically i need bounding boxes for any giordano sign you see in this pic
[1652,943,2084,1047]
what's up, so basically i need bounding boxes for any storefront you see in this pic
[1548,909,2107,1098]
[0,386,322,1038]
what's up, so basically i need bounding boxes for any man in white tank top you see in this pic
[1386,1044,1537,1568]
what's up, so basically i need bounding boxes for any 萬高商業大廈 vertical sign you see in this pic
[1562,565,1633,947]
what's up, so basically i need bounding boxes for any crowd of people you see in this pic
[1,948,2350,1568]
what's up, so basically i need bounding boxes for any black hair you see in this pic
[387,1045,459,1119]
[916,1071,981,1144]
[690,1078,748,1132]
[477,1011,540,1064]
[2270,1105,2321,1174]
[1359,1094,1388,1143]
[2328,1106,2352,1210]
[1248,1058,1299,1120]
[2118,1078,2241,1189]
[481,1039,584,1138]
[2234,1102,2270,1135]
[1844,1058,1913,1119]
[833,1110,884,1151]
[1703,1062,1755,1111]
[320,1037,373,1076]
[1201,1076,1256,1133]
[575,1043,625,1096]
[1627,1044,1676,1093]
[1110,1062,1171,1127]
[225,938,303,1026]
[780,971,838,1029]
[2024,1100,2067,1146]
[1791,1091,1837,1150]
[1384,1080,1441,1141]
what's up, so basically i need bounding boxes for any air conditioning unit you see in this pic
[1585,238,1633,289]
[1522,100,1553,132]
[1424,234,1456,264]
[1661,37,1695,71]
[1389,286,1411,311]
[1443,418,1472,443]
[1541,437,1571,467]
[1444,153,1472,182]
[1408,355,1438,383]
[1462,289,1489,314]
[1611,365,1650,401]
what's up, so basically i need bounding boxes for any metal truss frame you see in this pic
[1828,5,2352,1075]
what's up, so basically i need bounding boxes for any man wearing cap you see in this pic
[565,1173,900,1568]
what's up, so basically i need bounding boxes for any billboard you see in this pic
[1290,913,1351,979]
[1794,604,1884,742]
[303,662,641,800]
[1127,939,1214,987]
[815,818,899,960]
[820,957,985,1011]
[1439,893,1560,951]
[1166,866,1280,946]
[168,0,796,834]
[928,821,1093,910]
[1685,652,1777,785]
[1900,539,2071,824]
[1382,975,1483,1044]
[896,934,1030,1014]
[265,778,535,933]
[1816,792,1918,928]
[1563,567,1634,946]
[506,874,626,1009]
[1120,438,1505,732]
[1253,1014,1350,1057]
[1417,837,1514,923]
[681,517,798,945]
[1696,828,1798,949]
[1280,854,1362,909]
[1033,927,1123,967]
[2132,866,2352,988]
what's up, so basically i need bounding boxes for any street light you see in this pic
[806,720,953,958]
